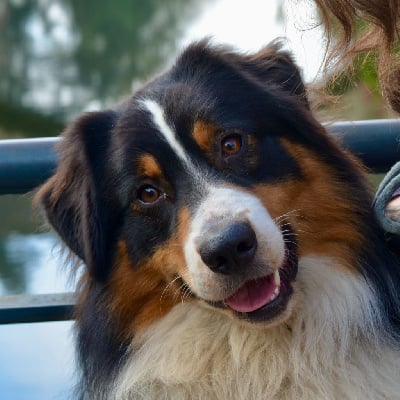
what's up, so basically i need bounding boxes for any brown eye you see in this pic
[137,185,162,204]
[221,134,242,157]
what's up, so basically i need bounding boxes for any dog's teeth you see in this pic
[270,293,277,302]
[274,287,280,296]
[274,269,281,287]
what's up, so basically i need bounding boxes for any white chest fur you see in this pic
[113,257,400,400]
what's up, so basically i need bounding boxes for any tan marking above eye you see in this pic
[137,154,163,179]
[192,121,217,153]
[221,134,242,157]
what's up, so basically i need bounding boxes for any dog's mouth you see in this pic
[224,269,283,312]
[207,236,298,323]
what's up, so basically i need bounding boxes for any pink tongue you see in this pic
[224,275,277,313]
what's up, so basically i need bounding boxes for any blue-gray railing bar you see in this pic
[328,119,400,171]
[0,293,75,324]
[0,119,399,195]
[0,118,400,324]
[0,137,58,195]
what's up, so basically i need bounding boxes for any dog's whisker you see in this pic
[151,242,182,252]
[282,234,299,239]
[160,275,182,305]
[181,286,193,303]
[274,209,302,222]
[173,280,190,302]
[274,211,300,220]
[283,240,297,247]
[281,230,299,236]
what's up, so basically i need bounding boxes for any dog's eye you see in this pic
[221,134,242,157]
[137,185,162,204]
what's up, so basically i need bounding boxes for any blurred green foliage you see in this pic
[317,19,397,120]
[320,52,391,120]
[0,0,206,137]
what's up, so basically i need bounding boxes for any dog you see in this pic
[36,40,400,399]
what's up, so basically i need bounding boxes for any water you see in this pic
[0,193,75,399]
[0,321,75,400]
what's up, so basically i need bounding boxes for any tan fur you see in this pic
[253,139,366,271]
[107,244,176,338]
[137,154,163,180]
[108,209,192,334]
[113,256,400,400]
[192,121,217,156]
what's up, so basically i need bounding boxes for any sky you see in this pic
[181,0,325,82]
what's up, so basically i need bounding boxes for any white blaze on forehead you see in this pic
[141,99,192,168]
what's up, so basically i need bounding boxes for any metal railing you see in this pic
[0,119,399,324]
[0,293,75,324]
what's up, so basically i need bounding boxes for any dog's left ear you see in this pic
[35,110,119,282]
[244,41,309,107]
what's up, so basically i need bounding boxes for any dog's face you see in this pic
[38,41,369,332]
[127,97,298,324]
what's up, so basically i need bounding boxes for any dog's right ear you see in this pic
[36,110,119,282]
[244,41,309,108]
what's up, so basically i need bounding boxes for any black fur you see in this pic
[76,283,130,399]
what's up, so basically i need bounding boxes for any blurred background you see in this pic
[0,0,391,398]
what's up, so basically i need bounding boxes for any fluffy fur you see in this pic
[36,40,400,399]
[113,258,399,400]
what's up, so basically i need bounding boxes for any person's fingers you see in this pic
[386,196,400,221]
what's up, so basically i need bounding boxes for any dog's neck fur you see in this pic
[111,256,400,400]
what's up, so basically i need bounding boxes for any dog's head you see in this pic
[37,41,372,330]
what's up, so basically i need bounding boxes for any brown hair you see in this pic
[312,0,400,113]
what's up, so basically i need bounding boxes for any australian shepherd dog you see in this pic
[37,41,400,399]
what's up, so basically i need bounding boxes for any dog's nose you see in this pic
[199,222,257,274]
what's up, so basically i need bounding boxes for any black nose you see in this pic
[199,222,257,274]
